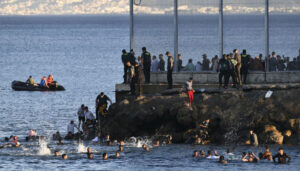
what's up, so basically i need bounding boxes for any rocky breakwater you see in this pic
[102,88,300,145]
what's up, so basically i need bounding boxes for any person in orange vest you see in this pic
[47,75,53,85]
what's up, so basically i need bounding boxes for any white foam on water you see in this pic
[38,139,51,155]
[125,137,153,148]
[77,142,87,153]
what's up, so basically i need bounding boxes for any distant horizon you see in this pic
[0,0,299,15]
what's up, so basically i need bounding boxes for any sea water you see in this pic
[0,15,299,170]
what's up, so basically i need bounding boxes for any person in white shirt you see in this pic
[151,56,159,72]
[84,107,95,121]
[195,61,202,72]
[67,120,78,135]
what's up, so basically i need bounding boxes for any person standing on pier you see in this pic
[185,77,195,108]
[166,51,174,89]
[121,49,130,84]
[158,54,165,71]
[233,49,242,86]
[227,54,238,88]
[202,54,210,71]
[141,47,151,83]
[151,56,159,72]
[177,54,183,72]
[241,49,250,84]
[218,54,230,88]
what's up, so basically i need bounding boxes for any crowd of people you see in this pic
[192,146,291,164]
[121,48,300,92]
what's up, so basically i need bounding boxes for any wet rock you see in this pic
[261,125,284,144]
[102,89,300,145]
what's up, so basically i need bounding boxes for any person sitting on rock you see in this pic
[273,147,291,164]
[194,137,202,145]
[249,130,258,146]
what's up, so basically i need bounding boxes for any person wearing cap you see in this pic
[166,51,174,89]
[202,54,210,71]
[141,47,151,83]
[95,92,112,121]
[121,49,130,84]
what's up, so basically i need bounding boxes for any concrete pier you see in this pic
[115,71,300,102]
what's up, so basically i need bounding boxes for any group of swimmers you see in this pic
[26,75,56,88]
[192,146,291,164]
[53,136,153,161]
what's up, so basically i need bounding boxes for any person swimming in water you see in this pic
[118,145,124,152]
[273,147,291,164]
[219,156,227,164]
[193,150,199,158]
[88,153,93,159]
[62,154,68,160]
[199,150,205,157]
[103,153,108,160]
[153,140,160,147]
[54,150,59,157]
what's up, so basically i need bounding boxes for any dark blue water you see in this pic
[0,15,299,170]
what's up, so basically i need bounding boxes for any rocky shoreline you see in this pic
[102,88,300,145]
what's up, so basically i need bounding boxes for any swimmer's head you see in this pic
[119,145,124,152]
[54,151,59,157]
[278,147,284,155]
[62,154,68,160]
[87,147,92,154]
[145,147,150,152]
[116,151,120,158]
[103,153,108,160]
[193,150,198,157]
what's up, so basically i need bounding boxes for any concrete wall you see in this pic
[150,71,300,84]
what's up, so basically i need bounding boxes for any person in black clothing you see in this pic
[141,47,151,83]
[273,147,291,164]
[166,51,174,89]
[158,54,165,71]
[218,54,230,88]
[95,92,112,121]
[241,49,250,84]
[129,49,136,65]
[227,54,238,88]
[121,49,130,83]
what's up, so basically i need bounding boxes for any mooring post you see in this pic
[130,0,134,51]
[174,0,178,72]
[265,0,269,73]
[219,0,223,59]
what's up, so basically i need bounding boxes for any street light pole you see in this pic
[219,0,223,59]
[174,0,178,72]
[130,0,134,50]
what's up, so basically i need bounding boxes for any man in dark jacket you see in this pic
[121,49,130,83]
[141,47,151,83]
[218,54,230,88]
[241,49,250,84]
[158,54,165,71]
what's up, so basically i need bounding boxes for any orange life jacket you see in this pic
[47,77,53,84]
